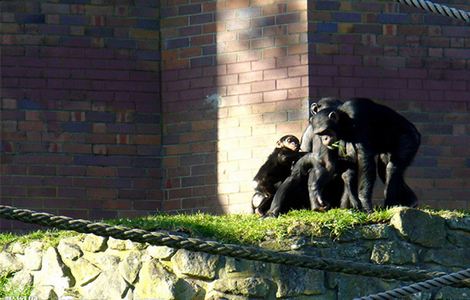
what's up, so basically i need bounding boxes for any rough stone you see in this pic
[336,273,399,300]
[81,234,107,252]
[58,240,83,261]
[360,224,393,239]
[370,241,418,265]
[93,253,120,271]
[118,251,142,284]
[211,277,272,297]
[147,245,177,260]
[446,217,470,233]
[0,252,22,276]
[33,247,71,297]
[223,256,270,276]
[7,241,26,254]
[8,271,33,290]
[134,259,194,300]
[434,286,470,299]
[171,249,219,280]
[390,207,446,248]
[205,291,247,300]
[335,243,371,260]
[107,237,143,251]
[447,230,470,248]
[66,257,101,286]
[273,264,325,297]
[21,241,43,270]
[422,248,470,267]
[31,285,58,300]
[80,261,131,300]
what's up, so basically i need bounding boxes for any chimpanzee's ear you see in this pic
[275,140,283,148]
[310,103,319,114]
[328,111,338,122]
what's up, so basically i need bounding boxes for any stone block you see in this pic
[81,234,108,252]
[447,217,470,233]
[273,264,325,297]
[147,245,177,260]
[134,259,196,300]
[211,277,272,298]
[370,241,418,265]
[171,249,219,280]
[33,247,71,297]
[0,252,22,276]
[390,207,446,248]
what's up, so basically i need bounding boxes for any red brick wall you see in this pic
[160,0,308,214]
[0,0,162,230]
[1,0,470,231]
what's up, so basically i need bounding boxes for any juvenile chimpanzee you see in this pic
[251,135,305,216]
[312,98,421,211]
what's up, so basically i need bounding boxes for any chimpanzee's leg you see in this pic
[340,169,361,209]
[383,133,420,207]
[356,145,376,212]
[307,166,330,211]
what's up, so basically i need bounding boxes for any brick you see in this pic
[251,80,275,93]
[276,13,300,24]
[239,71,262,83]
[277,77,301,89]
[263,90,287,102]
[190,13,213,25]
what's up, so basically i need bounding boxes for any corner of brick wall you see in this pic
[160,0,309,214]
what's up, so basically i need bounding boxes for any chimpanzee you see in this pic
[312,98,421,211]
[264,133,361,217]
[300,97,343,152]
[251,135,306,216]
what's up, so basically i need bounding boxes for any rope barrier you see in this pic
[395,0,470,23]
[1,205,469,290]
[356,267,470,300]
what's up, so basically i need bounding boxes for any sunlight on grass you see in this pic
[0,208,467,248]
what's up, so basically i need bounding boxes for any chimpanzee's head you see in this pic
[312,109,341,149]
[310,97,343,115]
[276,135,300,152]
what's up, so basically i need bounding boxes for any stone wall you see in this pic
[1,208,470,299]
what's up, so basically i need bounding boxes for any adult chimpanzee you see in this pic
[251,135,306,216]
[312,97,421,211]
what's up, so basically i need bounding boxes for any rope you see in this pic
[1,205,469,289]
[356,267,470,300]
[395,0,470,23]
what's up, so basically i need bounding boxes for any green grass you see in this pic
[0,208,468,249]
[108,208,395,245]
[0,273,33,298]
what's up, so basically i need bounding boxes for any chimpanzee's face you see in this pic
[277,135,300,152]
[312,110,340,149]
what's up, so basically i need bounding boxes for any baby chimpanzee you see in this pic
[251,135,305,216]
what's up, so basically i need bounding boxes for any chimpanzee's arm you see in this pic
[300,123,315,152]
